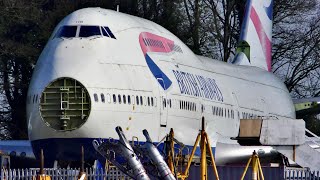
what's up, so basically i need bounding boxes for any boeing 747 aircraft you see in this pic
[26,0,299,166]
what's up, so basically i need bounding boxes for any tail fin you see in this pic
[232,0,273,72]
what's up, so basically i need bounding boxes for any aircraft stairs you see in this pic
[236,118,320,171]
[276,129,320,172]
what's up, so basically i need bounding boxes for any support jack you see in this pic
[177,117,219,180]
[241,151,264,180]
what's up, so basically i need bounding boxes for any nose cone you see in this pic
[40,77,91,131]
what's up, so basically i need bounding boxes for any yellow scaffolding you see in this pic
[177,117,219,180]
[241,151,264,180]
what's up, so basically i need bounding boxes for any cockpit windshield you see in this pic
[54,25,116,39]
[79,26,101,37]
[55,26,77,38]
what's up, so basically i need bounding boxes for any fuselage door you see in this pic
[232,92,240,134]
[157,78,168,127]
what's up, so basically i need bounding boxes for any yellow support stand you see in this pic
[78,146,87,180]
[178,117,219,180]
[241,151,264,180]
[35,149,51,180]
[167,128,175,175]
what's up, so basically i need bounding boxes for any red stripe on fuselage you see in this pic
[250,7,272,71]
[139,32,174,56]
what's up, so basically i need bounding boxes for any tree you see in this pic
[181,0,245,61]
[272,0,320,98]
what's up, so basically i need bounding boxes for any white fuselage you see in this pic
[26,8,295,161]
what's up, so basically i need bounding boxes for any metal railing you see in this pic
[285,168,320,180]
[2,166,320,179]
[305,129,320,149]
[0,167,131,180]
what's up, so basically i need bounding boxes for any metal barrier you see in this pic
[0,167,131,180]
[285,168,320,180]
[2,166,320,179]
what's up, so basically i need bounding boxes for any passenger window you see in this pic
[79,26,101,37]
[123,95,126,104]
[163,98,166,108]
[106,94,111,103]
[136,96,139,105]
[128,95,131,104]
[148,97,150,106]
[118,94,121,104]
[169,99,172,108]
[151,97,154,106]
[228,109,230,118]
[35,95,38,103]
[94,93,98,102]
[55,26,77,38]
[113,94,116,103]
[101,93,105,103]
[140,96,143,105]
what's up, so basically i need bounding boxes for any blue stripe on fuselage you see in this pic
[145,54,172,90]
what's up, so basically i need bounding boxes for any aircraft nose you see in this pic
[39,77,91,131]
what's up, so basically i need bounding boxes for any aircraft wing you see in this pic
[293,97,320,118]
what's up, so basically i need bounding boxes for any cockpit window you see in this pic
[103,26,116,39]
[79,26,101,37]
[55,26,77,38]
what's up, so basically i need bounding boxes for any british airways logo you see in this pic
[172,70,223,102]
[139,32,223,101]
[139,32,182,90]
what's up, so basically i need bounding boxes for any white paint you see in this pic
[26,8,295,154]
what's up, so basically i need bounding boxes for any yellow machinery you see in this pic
[171,117,219,180]
[241,151,264,180]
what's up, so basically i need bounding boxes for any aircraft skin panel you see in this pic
[26,6,295,162]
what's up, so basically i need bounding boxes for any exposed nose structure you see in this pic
[39,77,91,131]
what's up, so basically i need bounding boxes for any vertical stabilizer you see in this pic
[232,0,273,71]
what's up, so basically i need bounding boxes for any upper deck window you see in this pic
[55,26,77,38]
[79,26,101,37]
